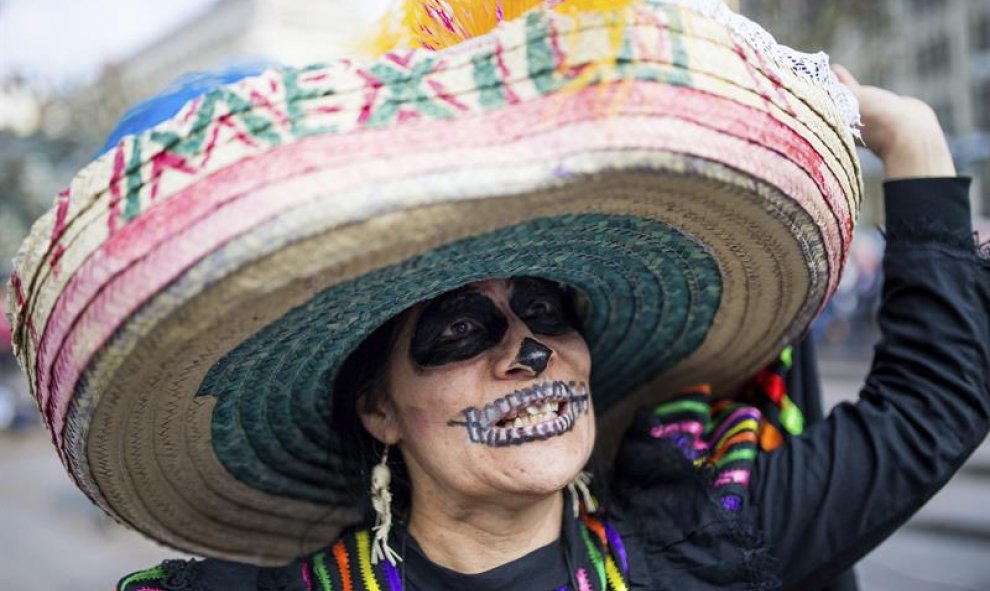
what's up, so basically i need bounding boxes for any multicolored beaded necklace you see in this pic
[298,504,630,591]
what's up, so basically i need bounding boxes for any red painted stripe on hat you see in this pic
[41,86,847,439]
[38,81,848,441]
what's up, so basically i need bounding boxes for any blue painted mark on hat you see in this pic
[98,61,278,155]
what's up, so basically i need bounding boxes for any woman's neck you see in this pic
[406,487,565,574]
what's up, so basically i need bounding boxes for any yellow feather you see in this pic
[365,0,638,55]
[360,0,645,132]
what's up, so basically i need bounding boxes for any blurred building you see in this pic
[737,1,990,359]
[117,0,740,93]
[66,0,387,141]
[83,0,745,140]
[0,76,44,138]
[742,0,990,221]
[113,0,387,96]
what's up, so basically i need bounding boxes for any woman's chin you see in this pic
[483,424,595,496]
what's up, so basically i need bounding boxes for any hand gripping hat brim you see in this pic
[7,0,861,563]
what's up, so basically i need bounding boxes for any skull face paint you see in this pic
[410,289,508,367]
[368,277,595,506]
[409,277,578,369]
[404,277,589,447]
[508,277,579,337]
[515,337,552,374]
[449,380,591,447]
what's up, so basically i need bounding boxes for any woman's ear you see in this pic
[357,391,401,446]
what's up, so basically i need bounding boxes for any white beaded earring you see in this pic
[567,471,599,518]
[370,445,402,566]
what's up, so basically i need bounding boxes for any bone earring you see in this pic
[566,471,599,518]
[370,446,402,566]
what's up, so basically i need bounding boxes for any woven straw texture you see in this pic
[7,2,860,563]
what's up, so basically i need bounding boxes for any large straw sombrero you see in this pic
[7,0,861,564]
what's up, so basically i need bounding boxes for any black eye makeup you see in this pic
[409,279,579,368]
[410,289,508,367]
[509,277,578,336]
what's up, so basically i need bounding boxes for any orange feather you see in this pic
[366,0,639,54]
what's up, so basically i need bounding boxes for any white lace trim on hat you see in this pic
[649,0,861,135]
[442,0,863,135]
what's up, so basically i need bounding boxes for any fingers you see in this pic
[831,63,860,88]
[831,64,953,178]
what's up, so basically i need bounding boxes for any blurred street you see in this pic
[0,426,189,590]
[2,359,988,590]
[818,360,990,591]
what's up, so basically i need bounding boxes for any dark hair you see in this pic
[331,313,413,523]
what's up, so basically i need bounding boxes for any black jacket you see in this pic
[614,177,989,590]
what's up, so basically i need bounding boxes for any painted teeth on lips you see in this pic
[502,402,561,428]
[453,381,590,447]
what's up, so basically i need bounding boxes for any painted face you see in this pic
[367,277,595,503]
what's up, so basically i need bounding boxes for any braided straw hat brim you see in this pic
[8,4,860,562]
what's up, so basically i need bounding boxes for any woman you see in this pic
[7,2,987,590]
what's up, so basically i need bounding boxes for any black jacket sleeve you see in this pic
[751,177,990,590]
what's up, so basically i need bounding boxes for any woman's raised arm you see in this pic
[752,67,990,590]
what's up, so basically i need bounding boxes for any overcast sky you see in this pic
[1,0,215,85]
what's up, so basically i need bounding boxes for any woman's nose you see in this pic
[508,337,553,376]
